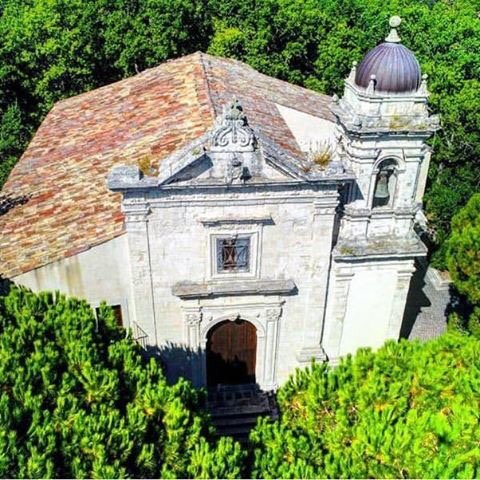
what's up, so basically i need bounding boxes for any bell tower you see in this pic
[322,17,440,361]
[331,16,440,243]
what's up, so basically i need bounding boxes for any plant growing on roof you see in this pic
[308,139,334,168]
[137,154,159,176]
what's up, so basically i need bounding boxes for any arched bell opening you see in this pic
[372,158,399,209]
[206,319,257,387]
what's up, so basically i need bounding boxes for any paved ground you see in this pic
[401,260,451,341]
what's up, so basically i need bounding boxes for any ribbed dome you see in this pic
[355,41,421,94]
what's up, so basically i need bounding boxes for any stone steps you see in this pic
[207,384,278,443]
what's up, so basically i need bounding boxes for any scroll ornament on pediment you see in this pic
[211,99,256,152]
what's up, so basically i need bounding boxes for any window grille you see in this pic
[216,237,250,273]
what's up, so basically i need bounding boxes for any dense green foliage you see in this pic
[250,333,480,478]
[2,285,480,478]
[446,193,480,306]
[446,193,480,336]
[0,286,244,478]
[0,0,478,261]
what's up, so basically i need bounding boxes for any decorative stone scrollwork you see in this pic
[185,312,202,326]
[265,307,282,322]
[184,309,202,351]
[211,99,256,152]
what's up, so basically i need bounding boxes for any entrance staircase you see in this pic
[207,384,279,443]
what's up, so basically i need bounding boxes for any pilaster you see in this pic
[263,307,282,390]
[182,306,203,386]
[323,267,355,358]
[297,198,337,364]
[124,198,157,346]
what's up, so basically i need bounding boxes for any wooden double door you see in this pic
[206,319,257,386]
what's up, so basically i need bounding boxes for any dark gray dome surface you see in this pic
[355,42,421,94]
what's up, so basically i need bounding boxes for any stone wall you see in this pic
[322,257,415,361]
[13,235,133,325]
[125,184,338,389]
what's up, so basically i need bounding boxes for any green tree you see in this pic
[446,193,480,305]
[0,285,244,478]
[103,0,213,76]
[445,193,480,337]
[250,333,480,478]
[0,104,28,187]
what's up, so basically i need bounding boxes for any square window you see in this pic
[95,304,123,327]
[216,237,250,273]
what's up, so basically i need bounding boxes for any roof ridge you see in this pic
[198,52,332,103]
[198,52,217,119]
[53,52,207,109]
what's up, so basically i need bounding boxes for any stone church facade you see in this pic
[1,18,439,389]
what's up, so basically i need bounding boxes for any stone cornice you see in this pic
[333,235,427,261]
[172,278,297,299]
[200,215,274,227]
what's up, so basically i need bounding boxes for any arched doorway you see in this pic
[206,319,257,386]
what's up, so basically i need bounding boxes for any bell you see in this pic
[374,172,390,200]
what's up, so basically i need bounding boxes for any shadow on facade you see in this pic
[143,342,204,386]
[400,259,431,338]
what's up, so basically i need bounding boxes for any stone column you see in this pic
[262,307,282,390]
[124,198,157,346]
[183,307,203,387]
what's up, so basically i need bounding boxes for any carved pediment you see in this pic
[154,100,341,187]
[210,99,256,152]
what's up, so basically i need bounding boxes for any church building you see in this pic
[0,18,439,389]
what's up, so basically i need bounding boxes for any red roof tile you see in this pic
[0,52,332,278]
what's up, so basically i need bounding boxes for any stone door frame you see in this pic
[182,298,284,391]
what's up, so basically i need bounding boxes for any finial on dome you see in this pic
[385,16,402,43]
[419,73,429,95]
[366,74,376,94]
[348,60,358,82]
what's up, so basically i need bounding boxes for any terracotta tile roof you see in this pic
[0,52,332,278]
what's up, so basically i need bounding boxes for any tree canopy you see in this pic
[446,193,480,306]
[0,285,244,478]
[446,193,480,337]
[0,0,478,262]
[1,284,480,478]
[250,333,480,479]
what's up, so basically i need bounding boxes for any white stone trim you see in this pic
[426,266,452,291]
[182,298,284,390]
[206,227,262,281]
[372,153,406,174]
